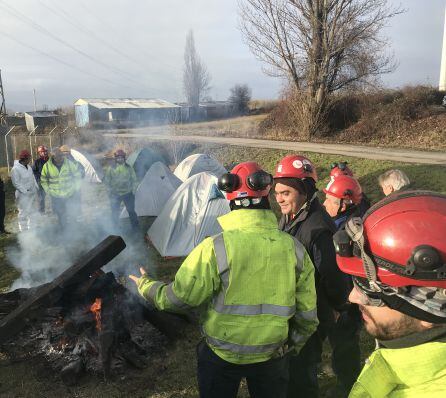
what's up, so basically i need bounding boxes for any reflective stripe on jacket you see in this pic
[40,158,81,198]
[349,341,446,397]
[104,163,138,196]
[138,209,318,365]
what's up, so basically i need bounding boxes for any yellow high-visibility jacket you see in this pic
[104,163,138,196]
[349,340,446,397]
[138,209,318,365]
[41,158,81,198]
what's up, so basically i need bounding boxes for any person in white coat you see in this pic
[10,150,38,231]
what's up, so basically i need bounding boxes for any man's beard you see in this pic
[359,305,424,341]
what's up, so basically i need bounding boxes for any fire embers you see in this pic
[90,298,102,331]
[0,271,168,386]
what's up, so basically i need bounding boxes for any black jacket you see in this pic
[32,157,48,184]
[279,197,350,321]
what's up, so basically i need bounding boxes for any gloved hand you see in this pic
[129,267,151,287]
[129,267,154,299]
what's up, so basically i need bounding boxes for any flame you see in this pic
[90,298,102,331]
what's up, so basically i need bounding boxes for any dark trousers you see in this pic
[51,196,71,228]
[287,332,321,398]
[110,192,138,228]
[37,187,46,213]
[287,309,361,398]
[328,307,362,394]
[197,341,289,398]
[0,190,5,232]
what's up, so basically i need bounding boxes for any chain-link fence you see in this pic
[1,126,81,172]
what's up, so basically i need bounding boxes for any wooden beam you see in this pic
[0,235,126,344]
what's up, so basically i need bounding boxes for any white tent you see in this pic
[174,153,227,182]
[70,149,103,183]
[147,172,230,257]
[121,161,181,218]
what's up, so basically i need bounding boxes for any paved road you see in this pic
[104,133,446,165]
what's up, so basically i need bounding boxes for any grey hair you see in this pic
[378,169,410,191]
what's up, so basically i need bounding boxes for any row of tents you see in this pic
[124,150,229,258]
[68,147,231,258]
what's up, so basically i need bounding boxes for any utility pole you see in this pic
[0,69,7,126]
[440,6,446,91]
[33,88,37,112]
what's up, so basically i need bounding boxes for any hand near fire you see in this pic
[129,267,147,287]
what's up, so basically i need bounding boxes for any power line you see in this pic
[0,28,132,89]
[37,0,148,72]
[76,0,182,75]
[0,0,143,86]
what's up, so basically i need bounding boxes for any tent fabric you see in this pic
[126,148,165,180]
[173,153,227,182]
[147,172,230,257]
[70,149,104,183]
[121,161,181,218]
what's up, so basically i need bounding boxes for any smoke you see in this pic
[6,122,193,292]
[7,178,159,291]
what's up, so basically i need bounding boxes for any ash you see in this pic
[1,272,169,385]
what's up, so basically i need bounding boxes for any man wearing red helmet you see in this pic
[335,191,446,397]
[274,155,351,397]
[32,145,49,213]
[323,175,370,394]
[10,150,38,231]
[330,161,370,217]
[104,149,139,230]
[130,162,318,398]
[330,162,354,179]
[323,175,365,230]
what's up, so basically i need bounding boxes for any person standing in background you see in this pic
[0,176,8,234]
[60,145,85,221]
[10,150,38,231]
[104,149,139,231]
[32,145,49,213]
[41,148,81,230]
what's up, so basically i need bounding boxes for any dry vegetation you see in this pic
[164,86,445,151]
[259,86,446,150]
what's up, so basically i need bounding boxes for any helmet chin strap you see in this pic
[346,217,381,292]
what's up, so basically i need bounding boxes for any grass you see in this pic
[0,147,445,397]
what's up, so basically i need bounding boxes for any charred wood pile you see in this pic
[0,236,188,386]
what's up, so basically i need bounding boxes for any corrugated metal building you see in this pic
[74,98,181,128]
[25,111,59,132]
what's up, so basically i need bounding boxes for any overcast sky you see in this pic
[0,0,445,111]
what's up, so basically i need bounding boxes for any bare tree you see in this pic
[229,84,252,115]
[183,30,211,107]
[238,0,402,137]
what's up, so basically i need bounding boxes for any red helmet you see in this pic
[323,175,362,205]
[330,161,353,178]
[274,155,318,182]
[335,191,446,289]
[114,149,126,158]
[19,150,31,160]
[37,145,48,153]
[218,162,272,201]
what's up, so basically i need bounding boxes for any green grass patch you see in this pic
[198,145,446,204]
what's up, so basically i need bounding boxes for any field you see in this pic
[0,143,445,397]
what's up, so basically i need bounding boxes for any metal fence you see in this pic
[1,126,81,173]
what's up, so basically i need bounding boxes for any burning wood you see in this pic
[0,235,126,344]
[0,235,190,385]
[90,298,102,331]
